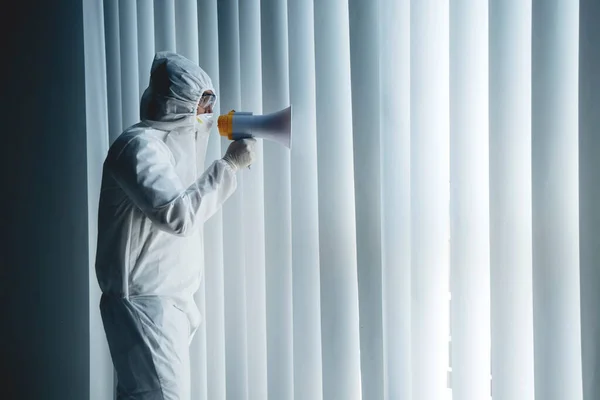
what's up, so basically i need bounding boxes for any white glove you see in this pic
[222,138,257,171]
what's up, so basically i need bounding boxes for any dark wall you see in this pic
[0,1,90,399]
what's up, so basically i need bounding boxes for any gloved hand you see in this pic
[222,138,257,171]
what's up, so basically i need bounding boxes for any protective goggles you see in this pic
[198,92,217,109]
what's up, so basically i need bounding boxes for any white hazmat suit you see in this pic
[96,52,249,399]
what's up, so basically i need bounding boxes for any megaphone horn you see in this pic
[217,105,292,149]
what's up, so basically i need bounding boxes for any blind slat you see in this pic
[287,0,324,398]
[410,1,451,398]
[314,0,362,397]
[218,1,249,398]
[489,1,535,399]
[449,1,491,399]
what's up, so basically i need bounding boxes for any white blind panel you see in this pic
[136,0,154,98]
[532,1,582,400]
[410,1,450,399]
[314,0,362,398]
[177,4,208,399]
[175,0,199,63]
[218,1,249,399]
[287,0,324,399]
[83,0,112,398]
[261,0,294,398]
[198,2,227,398]
[190,276,209,400]
[349,0,384,398]
[198,0,222,171]
[449,1,491,399]
[118,0,139,129]
[380,0,412,398]
[153,0,175,52]
[489,1,534,399]
[238,0,269,399]
[579,1,600,399]
[104,0,122,143]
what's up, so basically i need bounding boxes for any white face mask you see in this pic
[195,113,214,137]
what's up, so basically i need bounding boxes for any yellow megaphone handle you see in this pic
[217,110,236,140]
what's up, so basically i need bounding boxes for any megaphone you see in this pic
[217,105,292,149]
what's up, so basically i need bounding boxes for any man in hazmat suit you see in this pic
[95,51,255,399]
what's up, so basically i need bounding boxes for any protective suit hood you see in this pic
[140,51,215,128]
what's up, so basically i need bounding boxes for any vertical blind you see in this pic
[83,0,590,399]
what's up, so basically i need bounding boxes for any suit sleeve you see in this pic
[108,136,237,236]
